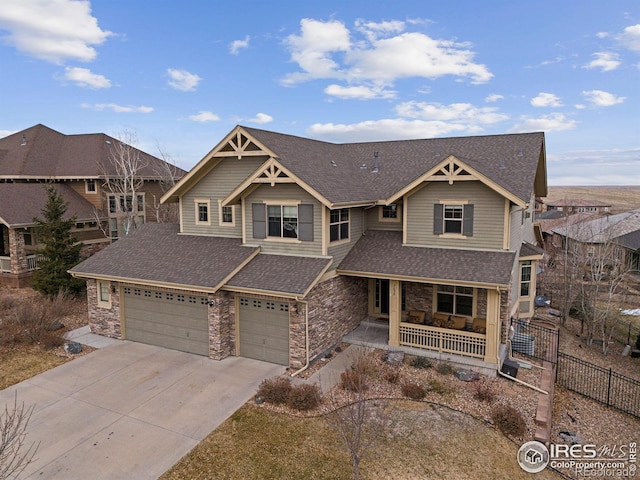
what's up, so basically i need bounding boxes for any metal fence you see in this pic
[510,318,640,418]
[611,317,640,347]
[556,352,640,418]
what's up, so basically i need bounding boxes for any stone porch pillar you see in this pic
[484,288,500,364]
[388,279,401,347]
[9,228,27,275]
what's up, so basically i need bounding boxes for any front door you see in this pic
[374,279,390,316]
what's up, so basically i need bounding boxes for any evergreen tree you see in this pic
[32,186,85,297]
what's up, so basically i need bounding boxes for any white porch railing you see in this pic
[399,322,486,359]
[0,256,10,273]
[26,254,44,271]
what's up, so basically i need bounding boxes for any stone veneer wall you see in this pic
[290,276,368,368]
[500,287,511,343]
[8,228,27,275]
[208,290,235,360]
[404,283,433,316]
[87,279,122,338]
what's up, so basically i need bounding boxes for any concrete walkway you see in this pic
[63,325,120,349]
[1,341,283,480]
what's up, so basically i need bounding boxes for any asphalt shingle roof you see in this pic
[0,124,185,179]
[71,223,258,290]
[552,210,640,243]
[244,126,545,205]
[225,254,332,296]
[337,230,516,287]
[0,183,99,226]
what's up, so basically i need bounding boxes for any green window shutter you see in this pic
[463,204,474,236]
[298,204,314,241]
[433,204,444,235]
[252,203,266,239]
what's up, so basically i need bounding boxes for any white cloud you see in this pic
[596,32,609,39]
[82,103,153,113]
[0,0,112,64]
[531,92,563,108]
[485,94,504,103]
[282,18,492,88]
[167,68,202,91]
[583,52,621,72]
[247,113,273,124]
[0,130,16,138]
[548,147,640,185]
[582,89,625,106]
[308,118,470,142]
[324,84,396,100]
[229,35,250,55]
[509,113,577,133]
[62,66,110,88]
[617,24,640,52]
[188,111,220,122]
[395,101,508,124]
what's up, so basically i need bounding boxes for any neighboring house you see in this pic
[546,198,611,215]
[0,124,184,287]
[552,209,640,274]
[70,126,547,375]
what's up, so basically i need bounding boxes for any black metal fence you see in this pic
[611,317,640,347]
[556,352,640,418]
[509,318,640,419]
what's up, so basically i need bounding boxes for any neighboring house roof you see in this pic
[70,223,259,291]
[0,183,101,227]
[546,198,611,208]
[242,126,546,206]
[337,230,516,287]
[552,210,640,244]
[616,229,640,251]
[537,212,601,234]
[0,124,185,179]
[224,254,332,297]
[535,210,565,220]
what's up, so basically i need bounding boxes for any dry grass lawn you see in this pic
[161,401,562,480]
[0,345,69,390]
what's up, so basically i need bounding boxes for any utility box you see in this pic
[501,359,519,378]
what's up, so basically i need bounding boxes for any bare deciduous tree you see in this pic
[148,143,181,224]
[0,393,38,480]
[324,347,394,480]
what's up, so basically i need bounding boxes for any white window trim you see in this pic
[97,280,112,308]
[433,285,476,317]
[85,179,97,194]
[439,200,468,237]
[218,200,236,227]
[378,204,401,223]
[194,198,211,226]
[519,261,532,298]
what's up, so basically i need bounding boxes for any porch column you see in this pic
[388,279,401,347]
[484,288,500,364]
[9,228,27,275]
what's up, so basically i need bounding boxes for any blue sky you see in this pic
[1,1,639,186]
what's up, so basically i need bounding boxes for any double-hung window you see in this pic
[330,208,349,242]
[434,203,473,236]
[195,198,211,226]
[268,205,298,238]
[444,205,463,234]
[520,261,532,297]
[437,285,473,316]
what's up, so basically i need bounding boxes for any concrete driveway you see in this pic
[0,341,284,479]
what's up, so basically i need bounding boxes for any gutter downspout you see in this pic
[290,298,310,377]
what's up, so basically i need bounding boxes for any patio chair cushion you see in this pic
[473,318,487,334]
[450,315,467,330]
[408,310,426,324]
[433,312,449,327]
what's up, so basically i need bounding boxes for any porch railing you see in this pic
[399,322,486,359]
[0,256,10,273]
[26,254,44,271]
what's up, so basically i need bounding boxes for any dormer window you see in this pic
[434,202,474,237]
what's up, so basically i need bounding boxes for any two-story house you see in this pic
[0,124,184,287]
[70,126,547,375]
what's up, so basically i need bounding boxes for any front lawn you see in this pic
[161,401,561,480]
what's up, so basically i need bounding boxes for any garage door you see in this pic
[123,287,209,356]
[238,297,289,365]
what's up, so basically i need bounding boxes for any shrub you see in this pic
[40,332,65,349]
[435,362,454,375]
[401,382,425,400]
[0,292,16,312]
[287,384,321,411]
[12,291,77,345]
[256,377,292,405]
[340,369,368,392]
[351,353,378,377]
[492,405,526,437]
[383,367,401,384]
[428,379,453,395]
[410,356,432,369]
[473,381,497,403]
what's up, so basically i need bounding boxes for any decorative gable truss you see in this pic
[217,130,267,159]
[251,158,296,186]
[430,156,477,184]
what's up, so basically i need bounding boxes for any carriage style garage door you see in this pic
[123,287,209,356]
[238,297,289,365]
